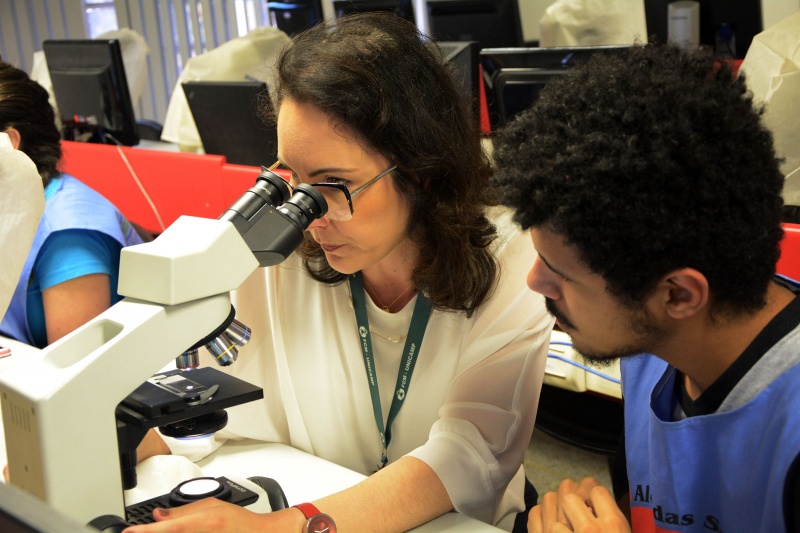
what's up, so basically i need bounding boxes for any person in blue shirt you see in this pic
[492,44,800,532]
[0,61,142,348]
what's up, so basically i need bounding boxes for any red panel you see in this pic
[219,163,263,208]
[60,142,299,235]
[478,64,491,135]
[61,141,229,233]
[778,223,800,281]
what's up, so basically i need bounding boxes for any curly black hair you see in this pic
[492,44,785,313]
[0,61,62,186]
[272,13,497,316]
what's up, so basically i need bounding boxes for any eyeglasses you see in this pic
[270,161,397,222]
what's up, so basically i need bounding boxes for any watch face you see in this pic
[306,514,336,533]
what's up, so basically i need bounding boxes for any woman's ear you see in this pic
[3,127,22,150]
[658,268,709,320]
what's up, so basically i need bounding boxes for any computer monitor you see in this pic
[182,80,278,167]
[480,45,632,131]
[437,41,481,126]
[644,0,762,59]
[333,0,415,22]
[489,68,563,130]
[427,0,523,50]
[267,1,323,36]
[43,39,140,146]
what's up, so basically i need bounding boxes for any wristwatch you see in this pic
[293,503,337,533]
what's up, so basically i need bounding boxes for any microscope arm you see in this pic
[0,217,259,525]
[0,170,326,526]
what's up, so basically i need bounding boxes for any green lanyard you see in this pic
[349,271,433,470]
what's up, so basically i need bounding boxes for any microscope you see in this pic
[0,167,327,526]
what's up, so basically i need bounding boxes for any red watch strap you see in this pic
[293,502,321,519]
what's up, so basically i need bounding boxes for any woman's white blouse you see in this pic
[164,206,553,529]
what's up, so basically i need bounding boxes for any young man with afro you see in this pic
[492,43,800,533]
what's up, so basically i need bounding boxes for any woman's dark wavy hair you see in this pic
[271,13,497,315]
[0,61,62,186]
[492,44,785,314]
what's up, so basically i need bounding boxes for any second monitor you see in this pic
[44,38,140,146]
[480,45,632,131]
[427,0,524,49]
[182,81,278,167]
[333,0,415,22]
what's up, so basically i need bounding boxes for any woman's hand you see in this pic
[528,477,631,533]
[122,498,306,532]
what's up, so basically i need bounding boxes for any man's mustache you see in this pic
[545,298,575,330]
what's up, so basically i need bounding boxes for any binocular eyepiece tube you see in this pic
[177,167,327,369]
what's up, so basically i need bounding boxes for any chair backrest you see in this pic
[136,120,164,141]
[778,223,800,281]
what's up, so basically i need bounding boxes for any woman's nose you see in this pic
[307,215,329,230]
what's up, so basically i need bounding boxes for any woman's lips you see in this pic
[320,243,342,252]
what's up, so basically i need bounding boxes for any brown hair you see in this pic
[273,13,498,316]
[0,61,62,186]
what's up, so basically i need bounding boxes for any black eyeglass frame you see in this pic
[270,162,397,221]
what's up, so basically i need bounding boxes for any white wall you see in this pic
[518,0,556,43]
[763,0,800,28]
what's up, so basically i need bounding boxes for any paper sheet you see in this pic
[160,27,291,152]
[539,0,648,47]
[0,133,45,320]
[124,454,205,505]
[739,10,800,202]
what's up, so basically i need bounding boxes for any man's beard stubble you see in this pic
[545,297,667,370]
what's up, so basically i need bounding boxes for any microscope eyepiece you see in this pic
[278,183,327,231]
[219,166,292,225]
[180,170,328,371]
[254,166,293,206]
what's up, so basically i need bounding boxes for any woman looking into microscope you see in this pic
[129,13,553,533]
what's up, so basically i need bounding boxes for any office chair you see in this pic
[136,120,164,141]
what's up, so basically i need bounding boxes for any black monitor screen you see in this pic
[182,80,277,167]
[43,39,140,146]
[492,68,562,129]
[267,1,323,36]
[333,0,415,22]
[427,0,523,50]
[437,40,481,125]
[480,45,632,131]
[644,0,762,59]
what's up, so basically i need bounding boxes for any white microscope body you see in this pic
[0,217,257,524]
[0,171,326,525]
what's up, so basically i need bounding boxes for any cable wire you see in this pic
[105,132,166,232]
[547,339,621,384]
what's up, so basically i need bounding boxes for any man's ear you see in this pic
[654,268,709,320]
[3,127,21,149]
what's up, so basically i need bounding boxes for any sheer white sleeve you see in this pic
[408,218,553,523]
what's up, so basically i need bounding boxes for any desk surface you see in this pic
[0,337,501,532]
[198,440,502,532]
